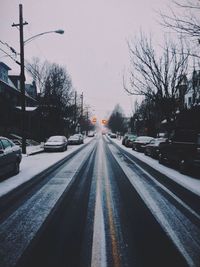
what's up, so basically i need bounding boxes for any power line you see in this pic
[0,40,18,55]
[0,47,20,65]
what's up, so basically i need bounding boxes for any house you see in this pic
[175,74,188,111]
[184,69,200,108]
[25,81,37,100]
[0,61,38,137]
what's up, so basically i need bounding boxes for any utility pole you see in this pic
[86,106,89,136]
[74,91,77,130]
[80,92,83,133]
[12,4,28,154]
[80,92,83,118]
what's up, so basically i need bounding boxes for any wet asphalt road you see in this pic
[1,135,199,267]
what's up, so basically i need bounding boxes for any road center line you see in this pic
[91,139,107,267]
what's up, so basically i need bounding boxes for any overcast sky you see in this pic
[1,0,171,120]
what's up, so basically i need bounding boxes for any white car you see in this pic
[88,131,95,137]
[68,134,84,145]
[44,136,68,152]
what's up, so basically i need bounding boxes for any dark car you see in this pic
[0,137,22,177]
[132,136,154,152]
[110,133,117,138]
[158,129,200,173]
[122,133,134,145]
[144,138,167,158]
[44,136,68,152]
[124,134,137,147]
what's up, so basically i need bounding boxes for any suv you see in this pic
[158,129,200,173]
[0,137,22,177]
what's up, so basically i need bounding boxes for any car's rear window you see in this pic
[48,136,63,142]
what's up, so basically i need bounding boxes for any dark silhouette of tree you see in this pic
[108,104,126,133]
[40,63,74,137]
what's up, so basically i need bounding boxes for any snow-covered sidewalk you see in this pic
[109,137,200,197]
[26,144,44,155]
[0,137,93,198]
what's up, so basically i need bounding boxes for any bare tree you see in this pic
[26,57,49,94]
[26,59,75,138]
[43,63,73,107]
[41,63,74,136]
[124,34,189,122]
[161,1,200,39]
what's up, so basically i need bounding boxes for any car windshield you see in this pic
[128,135,137,139]
[48,136,63,142]
[70,135,79,139]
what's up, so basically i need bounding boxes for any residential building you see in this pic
[0,61,38,137]
[185,69,200,108]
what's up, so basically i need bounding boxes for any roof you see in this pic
[0,62,11,71]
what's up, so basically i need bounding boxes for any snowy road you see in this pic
[0,135,199,267]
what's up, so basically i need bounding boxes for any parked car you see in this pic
[75,133,84,143]
[44,136,68,152]
[124,134,137,147]
[144,138,168,158]
[88,131,95,137]
[68,134,83,145]
[109,133,117,138]
[132,136,154,152]
[0,136,22,177]
[122,133,134,145]
[158,129,200,173]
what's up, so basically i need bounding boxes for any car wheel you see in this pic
[13,161,20,175]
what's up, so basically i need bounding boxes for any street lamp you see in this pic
[24,29,64,45]
[12,4,64,154]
